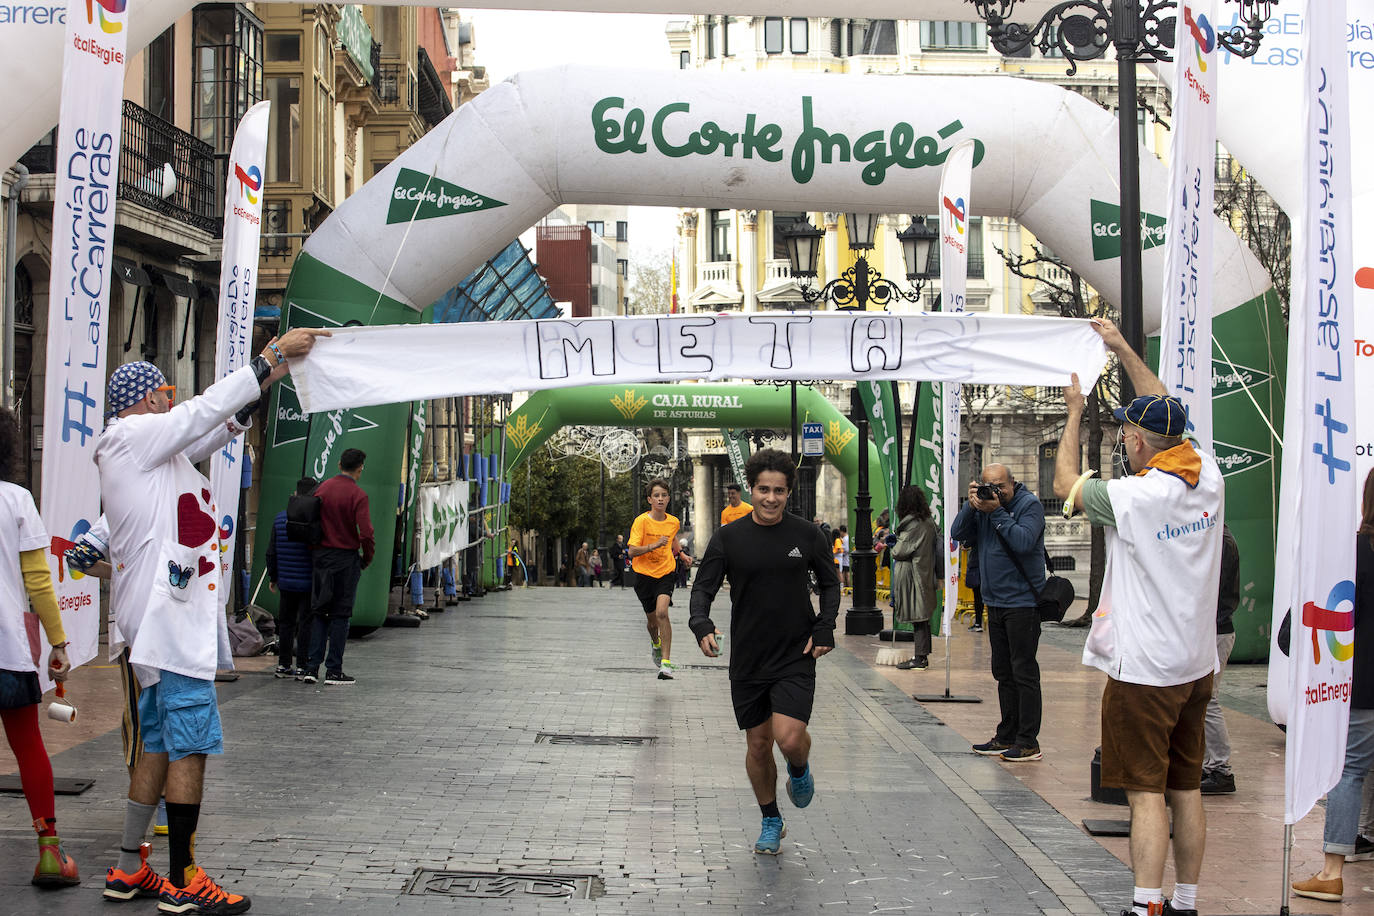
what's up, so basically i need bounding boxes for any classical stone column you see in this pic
[693,458,714,548]
[680,211,699,313]
[823,212,841,293]
[741,209,758,313]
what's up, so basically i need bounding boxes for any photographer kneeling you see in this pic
[951,464,1047,763]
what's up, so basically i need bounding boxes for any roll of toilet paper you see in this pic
[47,701,77,723]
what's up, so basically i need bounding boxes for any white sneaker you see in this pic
[658,660,676,680]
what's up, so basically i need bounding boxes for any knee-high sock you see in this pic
[0,705,55,831]
[166,802,201,886]
[118,800,158,872]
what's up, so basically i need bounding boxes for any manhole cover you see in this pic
[407,868,603,899]
[535,732,658,746]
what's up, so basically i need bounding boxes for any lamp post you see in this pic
[963,0,1275,395]
[783,214,936,636]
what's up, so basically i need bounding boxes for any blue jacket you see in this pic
[266,510,313,593]
[950,482,1046,608]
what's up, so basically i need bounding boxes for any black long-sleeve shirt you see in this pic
[689,512,841,681]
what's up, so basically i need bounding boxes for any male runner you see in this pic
[628,479,691,679]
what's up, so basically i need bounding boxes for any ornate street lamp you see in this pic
[963,0,1276,393]
[781,214,937,635]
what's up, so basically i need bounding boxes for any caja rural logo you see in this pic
[1302,580,1355,664]
[1184,5,1215,70]
[234,163,262,205]
[86,0,126,33]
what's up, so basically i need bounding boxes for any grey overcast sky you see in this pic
[464,9,682,261]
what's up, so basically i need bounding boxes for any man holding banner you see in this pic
[1056,319,1224,916]
[97,327,325,913]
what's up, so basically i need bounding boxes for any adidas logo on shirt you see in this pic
[787,547,803,558]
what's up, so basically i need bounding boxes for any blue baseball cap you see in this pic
[106,361,166,418]
[1113,395,1188,438]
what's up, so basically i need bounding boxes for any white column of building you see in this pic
[693,459,713,547]
[741,209,758,312]
[680,211,698,311]
[823,212,841,289]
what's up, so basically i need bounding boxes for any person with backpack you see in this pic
[266,478,317,679]
[302,449,373,687]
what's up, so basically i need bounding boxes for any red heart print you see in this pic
[202,488,211,502]
[177,493,217,548]
[198,556,216,577]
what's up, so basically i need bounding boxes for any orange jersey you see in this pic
[629,512,680,578]
[720,502,753,526]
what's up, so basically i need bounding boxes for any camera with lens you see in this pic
[975,482,1001,502]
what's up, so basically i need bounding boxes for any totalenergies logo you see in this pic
[1184,5,1214,71]
[86,0,126,34]
[218,515,234,554]
[1302,580,1355,665]
[942,195,966,236]
[234,163,262,205]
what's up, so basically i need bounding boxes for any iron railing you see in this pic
[119,100,218,235]
[377,60,416,109]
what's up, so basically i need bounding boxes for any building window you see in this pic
[616,220,628,242]
[921,215,984,279]
[590,247,599,265]
[145,27,175,121]
[617,258,629,277]
[921,20,988,51]
[710,210,731,261]
[314,81,333,199]
[262,200,290,254]
[764,17,784,54]
[265,76,300,183]
[791,18,809,53]
[591,288,600,306]
[679,50,690,69]
[192,5,265,155]
[376,5,401,56]
[772,211,806,260]
[704,15,715,59]
[587,220,604,236]
[853,19,898,54]
[266,31,299,61]
[830,19,845,56]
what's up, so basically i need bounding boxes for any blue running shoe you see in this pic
[786,764,815,808]
[754,816,786,855]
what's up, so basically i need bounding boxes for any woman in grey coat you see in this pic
[889,485,937,670]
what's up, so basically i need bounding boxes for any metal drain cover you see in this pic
[535,732,657,746]
[407,868,603,899]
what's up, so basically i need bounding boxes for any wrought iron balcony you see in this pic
[119,100,218,235]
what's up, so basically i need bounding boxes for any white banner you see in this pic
[1275,2,1359,827]
[38,0,130,680]
[1157,0,1217,452]
[416,480,471,569]
[209,102,270,593]
[290,311,1107,414]
[939,141,975,635]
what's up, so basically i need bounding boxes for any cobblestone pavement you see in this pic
[0,584,1137,915]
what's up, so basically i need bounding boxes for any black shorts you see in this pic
[633,572,675,614]
[731,671,816,730]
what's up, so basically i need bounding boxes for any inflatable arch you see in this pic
[0,2,1064,174]
[243,66,1282,654]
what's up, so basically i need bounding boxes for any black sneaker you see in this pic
[274,665,296,679]
[1000,745,1043,762]
[324,672,356,686]
[972,739,1012,756]
[1347,833,1374,862]
[896,656,929,670]
[300,669,319,684]
[1200,770,1236,794]
[1163,900,1197,916]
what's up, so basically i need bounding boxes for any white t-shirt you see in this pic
[95,366,257,685]
[1082,446,1225,687]
[0,482,50,673]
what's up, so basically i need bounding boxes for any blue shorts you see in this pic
[138,671,223,761]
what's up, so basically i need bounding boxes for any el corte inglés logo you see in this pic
[1090,199,1167,261]
[387,168,507,224]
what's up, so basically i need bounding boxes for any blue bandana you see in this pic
[106,361,166,418]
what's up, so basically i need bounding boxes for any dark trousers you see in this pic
[277,588,312,669]
[972,585,984,627]
[309,548,362,675]
[987,604,1042,747]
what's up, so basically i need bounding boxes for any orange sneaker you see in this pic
[156,865,251,914]
[32,834,80,888]
[105,841,171,900]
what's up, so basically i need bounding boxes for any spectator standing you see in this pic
[611,534,628,589]
[1291,467,1374,904]
[266,477,317,679]
[1200,525,1240,794]
[0,405,78,888]
[834,525,850,590]
[575,541,592,587]
[890,486,937,671]
[721,483,753,526]
[590,548,604,587]
[1055,317,1224,916]
[303,447,374,687]
[952,463,1047,762]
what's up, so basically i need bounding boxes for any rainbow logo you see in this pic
[942,195,966,236]
[218,515,234,554]
[1302,579,1355,665]
[86,0,126,34]
[234,163,262,205]
[1184,5,1215,72]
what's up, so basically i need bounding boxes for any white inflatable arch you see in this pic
[290,65,1268,331]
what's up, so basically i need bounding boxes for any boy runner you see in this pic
[628,478,691,679]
